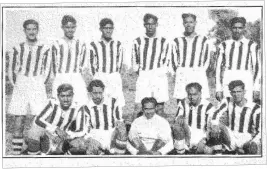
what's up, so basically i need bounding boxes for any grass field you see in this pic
[4,67,218,155]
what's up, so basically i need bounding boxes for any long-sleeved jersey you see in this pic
[76,97,123,133]
[6,41,51,85]
[35,99,84,138]
[131,35,170,72]
[89,39,123,75]
[51,38,87,75]
[175,98,216,132]
[216,38,261,91]
[211,97,261,143]
[171,35,214,72]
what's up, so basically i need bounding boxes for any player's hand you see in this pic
[215,92,224,102]
[151,151,162,155]
[55,128,70,141]
[176,115,186,127]
[253,91,261,104]
[210,125,221,139]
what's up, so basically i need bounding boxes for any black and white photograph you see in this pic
[1,0,266,168]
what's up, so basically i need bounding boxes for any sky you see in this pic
[3,5,262,66]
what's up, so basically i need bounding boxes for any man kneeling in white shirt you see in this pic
[127,97,173,155]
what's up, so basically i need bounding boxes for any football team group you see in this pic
[5,12,262,155]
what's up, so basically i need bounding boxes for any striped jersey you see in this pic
[131,35,170,72]
[175,98,215,131]
[171,35,214,72]
[6,41,51,85]
[211,97,261,138]
[51,37,87,75]
[89,39,123,75]
[216,38,261,91]
[77,97,123,132]
[35,99,84,137]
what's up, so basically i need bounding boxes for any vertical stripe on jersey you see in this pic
[237,42,243,70]
[143,38,149,70]
[212,103,226,120]
[52,46,57,75]
[24,50,32,76]
[182,37,187,67]
[245,40,253,70]
[90,50,95,75]
[64,108,75,130]
[58,45,64,73]
[56,116,64,128]
[238,107,247,133]
[73,40,79,73]
[103,104,108,130]
[91,42,99,72]
[254,45,259,82]
[197,104,203,129]
[80,44,87,68]
[93,106,100,129]
[149,38,157,69]
[84,106,93,128]
[188,109,193,126]
[198,37,207,67]
[35,101,52,128]
[12,48,18,83]
[189,36,198,67]
[158,38,166,68]
[203,45,209,65]
[41,49,49,75]
[77,109,84,131]
[65,48,72,73]
[231,104,236,131]
[48,105,58,124]
[228,42,235,70]
[116,41,122,72]
[100,41,107,72]
[204,103,213,130]
[115,107,120,120]
[111,98,116,128]
[255,114,260,133]
[248,104,260,133]
[172,38,179,71]
[110,41,114,73]
[19,43,25,72]
[33,45,43,76]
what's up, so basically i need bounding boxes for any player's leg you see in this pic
[110,121,128,155]
[12,115,26,155]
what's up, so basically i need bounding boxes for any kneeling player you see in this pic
[25,84,84,155]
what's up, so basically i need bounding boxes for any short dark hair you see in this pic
[23,19,39,30]
[182,13,197,21]
[141,97,158,108]
[87,79,105,92]
[143,13,158,23]
[186,82,202,92]
[228,80,245,91]
[99,18,114,28]
[57,83,74,95]
[61,15,77,26]
[230,17,246,27]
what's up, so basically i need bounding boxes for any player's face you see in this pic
[90,86,104,105]
[143,102,156,120]
[144,18,158,37]
[230,86,245,104]
[62,22,77,39]
[100,23,114,39]
[24,24,38,41]
[58,90,74,110]
[187,87,201,106]
[156,104,164,116]
[231,22,245,40]
[183,16,196,34]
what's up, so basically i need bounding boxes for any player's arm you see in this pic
[170,40,179,75]
[251,109,261,145]
[79,41,87,71]
[117,42,124,73]
[250,43,261,95]
[131,39,140,73]
[41,45,52,84]
[6,47,19,86]
[155,122,174,155]
[215,43,225,101]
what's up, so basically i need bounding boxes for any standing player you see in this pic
[6,19,51,155]
[215,17,261,103]
[51,15,89,105]
[209,80,261,154]
[25,84,85,155]
[89,18,125,106]
[173,82,216,154]
[132,13,170,114]
[171,13,215,103]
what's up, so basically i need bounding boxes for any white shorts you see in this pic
[8,75,47,116]
[189,128,206,147]
[223,70,253,102]
[52,73,89,105]
[93,72,125,106]
[174,68,210,99]
[135,68,169,103]
[84,129,115,150]
[226,128,252,150]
